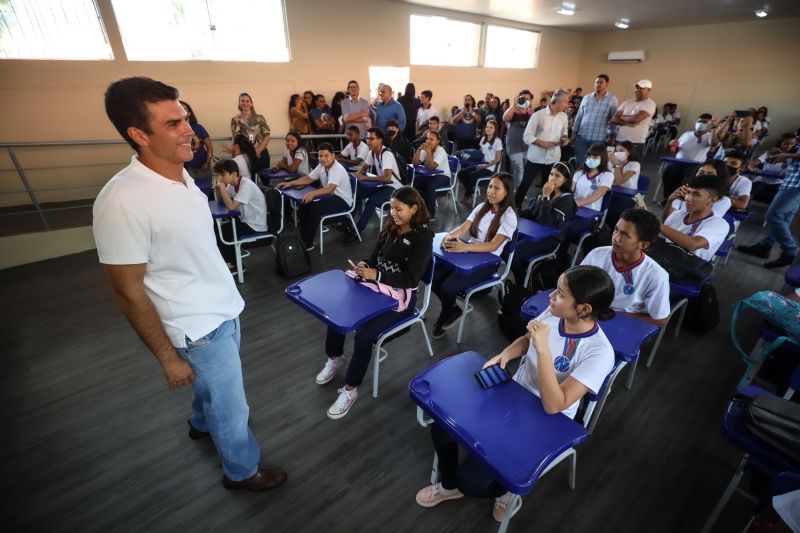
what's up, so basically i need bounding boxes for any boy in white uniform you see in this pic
[337,125,369,168]
[661,175,730,262]
[582,208,670,324]
[350,127,403,237]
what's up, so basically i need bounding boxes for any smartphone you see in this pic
[474,364,512,390]
[459,235,472,244]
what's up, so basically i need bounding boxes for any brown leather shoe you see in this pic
[222,465,287,492]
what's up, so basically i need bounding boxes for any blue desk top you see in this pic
[517,219,561,241]
[414,165,444,177]
[520,290,658,363]
[208,201,240,219]
[408,351,589,495]
[611,185,637,198]
[357,179,388,189]
[285,270,399,334]
[669,278,709,298]
[279,185,331,202]
[659,156,703,166]
[432,232,501,274]
[787,265,800,288]
[458,159,488,169]
[575,206,602,220]
[195,178,213,191]
[260,169,300,181]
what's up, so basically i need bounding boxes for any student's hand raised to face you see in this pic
[542,180,555,197]
[527,320,550,351]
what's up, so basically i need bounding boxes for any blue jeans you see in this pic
[356,184,394,233]
[508,152,525,188]
[177,317,260,481]
[759,187,800,256]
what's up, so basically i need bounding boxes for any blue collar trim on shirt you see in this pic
[558,318,599,339]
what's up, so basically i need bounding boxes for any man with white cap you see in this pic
[612,79,656,160]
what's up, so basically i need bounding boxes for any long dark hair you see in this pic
[232,134,258,174]
[581,143,609,174]
[551,162,574,194]
[379,186,431,240]
[399,82,417,104]
[289,93,301,109]
[469,173,515,242]
[179,100,198,125]
[615,140,639,163]
[286,131,304,158]
[481,119,499,146]
[563,265,616,321]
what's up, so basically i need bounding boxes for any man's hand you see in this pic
[162,357,195,389]
[301,191,315,203]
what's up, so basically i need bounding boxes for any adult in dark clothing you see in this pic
[386,119,413,162]
[398,83,421,141]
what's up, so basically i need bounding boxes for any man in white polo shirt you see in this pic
[612,80,657,160]
[93,77,286,492]
[581,208,670,325]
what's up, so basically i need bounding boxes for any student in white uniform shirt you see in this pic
[271,131,310,176]
[660,113,714,201]
[213,159,268,270]
[664,160,737,219]
[350,127,403,237]
[458,119,504,205]
[661,174,730,262]
[432,174,518,338]
[230,134,258,179]
[604,140,642,229]
[276,142,353,250]
[581,208,670,325]
[416,265,615,522]
[336,126,369,168]
[412,130,451,219]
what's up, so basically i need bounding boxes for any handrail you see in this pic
[1,133,348,234]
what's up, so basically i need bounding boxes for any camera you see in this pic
[517,95,529,108]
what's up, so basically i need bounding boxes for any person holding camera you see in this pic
[450,94,482,150]
[503,90,535,188]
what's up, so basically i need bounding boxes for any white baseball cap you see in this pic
[636,79,653,89]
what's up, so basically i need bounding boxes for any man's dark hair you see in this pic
[347,80,358,87]
[347,125,360,134]
[597,74,610,83]
[699,113,712,120]
[421,90,432,99]
[105,76,179,152]
[619,208,661,245]
[520,89,533,98]
[724,149,746,162]
[368,127,384,140]
[213,158,240,176]
[429,116,440,123]
[317,142,334,153]
[686,174,725,198]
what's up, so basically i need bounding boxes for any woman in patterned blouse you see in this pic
[228,92,271,168]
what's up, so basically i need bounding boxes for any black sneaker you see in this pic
[441,306,463,331]
[305,242,316,252]
[737,243,771,258]
[188,421,210,440]
[764,254,796,269]
[431,318,446,339]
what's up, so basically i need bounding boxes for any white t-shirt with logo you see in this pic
[341,141,369,163]
[616,98,657,144]
[418,145,451,177]
[308,160,354,205]
[479,138,504,171]
[663,209,730,261]
[232,154,252,179]
[616,161,641,190]
[676,131,713,162]
[226,177,267,232]
[581,247,671,320]
[513,308,614,420]
[574,170,614,211]
[363,148,402,188]
[93,156,245,348]
[282,147,311,176]
[465,204,518,256]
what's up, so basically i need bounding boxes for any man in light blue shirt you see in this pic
[572,74,618,167]
[374,84,406,135]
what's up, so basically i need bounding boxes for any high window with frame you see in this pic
[409,14,480,67]
[0,0,113,60]
[484,25,539,69]
[110,0,290,62]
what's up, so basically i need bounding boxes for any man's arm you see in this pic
[104,264,195,388]
[660,224,709,252]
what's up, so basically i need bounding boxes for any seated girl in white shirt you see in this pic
[605,140,642,228]
[416,265,615,522]
[230,134,258,179]
[412,130,452,218]
[432,173,518,338]
[271,131,310,176]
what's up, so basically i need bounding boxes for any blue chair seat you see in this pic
[575,206,602,220]
[669,281,703,299]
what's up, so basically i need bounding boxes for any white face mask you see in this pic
[695,121,708,132]
[613,151,627,162]
[585,157,601,169]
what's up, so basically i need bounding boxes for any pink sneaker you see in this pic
[492,492,521,522]
[327,387,358,419]
[415,483,464,508]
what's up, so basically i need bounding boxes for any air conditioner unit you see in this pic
[607,50,646,63]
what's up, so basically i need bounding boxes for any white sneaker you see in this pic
[327,387,358,419]
[315,357,346,385]
[492,491,521,523]
[415,482,464,508]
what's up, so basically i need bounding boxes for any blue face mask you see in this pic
[585,157,601,169]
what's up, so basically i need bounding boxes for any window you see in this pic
[368,66,410,101]
[0,0,113,60]
[409,14,480,67]
[484,25,540,69]
[110,0,289,62]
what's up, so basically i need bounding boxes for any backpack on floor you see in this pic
[262,186,283,234]
[497,280,535,342]
[682,283,720,334]
[274,229,311,278]
[731,392,800,468]
[525,256,568,292]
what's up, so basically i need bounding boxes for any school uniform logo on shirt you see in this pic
[612,252,646,296]
[684,213,713,237]
[554,338,580,372]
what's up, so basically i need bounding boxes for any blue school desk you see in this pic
[786,265,800,288]
[517,219,561,241]
[260,169,299,182]
[413,165,444,177]
[432,232,501,274]
[408,350,588,494]
[195,178,213,192]
[285,270,399,335]
[208,200,240,219]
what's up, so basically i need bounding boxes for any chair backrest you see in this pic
[406,164,416,187]
[445,140,455,155]
[347,174,359,212]
[448,154,460,175]
[637,174,650,195]
[418,257,436,317]
[497,230,520,281]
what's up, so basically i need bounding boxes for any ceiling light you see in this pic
[556,3,575,16]
[755,9,768,17]
[614,18,630,29]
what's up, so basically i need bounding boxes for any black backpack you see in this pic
[732,392,800,469]
[525,256,567,292]
[274,229,311,278]
[681,283,720,334]
[261,186,283,234]
[497,280,535,342]
[646,240,714,285]
[388,148,411,185]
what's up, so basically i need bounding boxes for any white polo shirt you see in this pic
[226,177,267,232]
[283,147,311,175]
[617,161,641,190]
[416,105,438,130]
[581,247,671,320]
[523,107,569,164]
[363,148,402,188]
[574,170,614,211]
[465,204,518,256]
[341,141,369,163]
[308,160,353,205]
[670,196,732,218]
[729,174,752,199]
[616,98,657,144]
[663,209,730,261]
[232,154,252,179]
[93,156,244,348]
[479,137,504,171]
[676,131,712,162]
[513,308,614,420]
[418,145,451,177]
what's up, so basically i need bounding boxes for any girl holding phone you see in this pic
[432,173,518,338]
[315,187,433,420]
[416,265,615,522]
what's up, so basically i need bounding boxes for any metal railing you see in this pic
[0,133,348,234]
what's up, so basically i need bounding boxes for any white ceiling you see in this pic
[397,0,800,32]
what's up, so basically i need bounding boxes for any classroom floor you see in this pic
[3,158,793,533]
